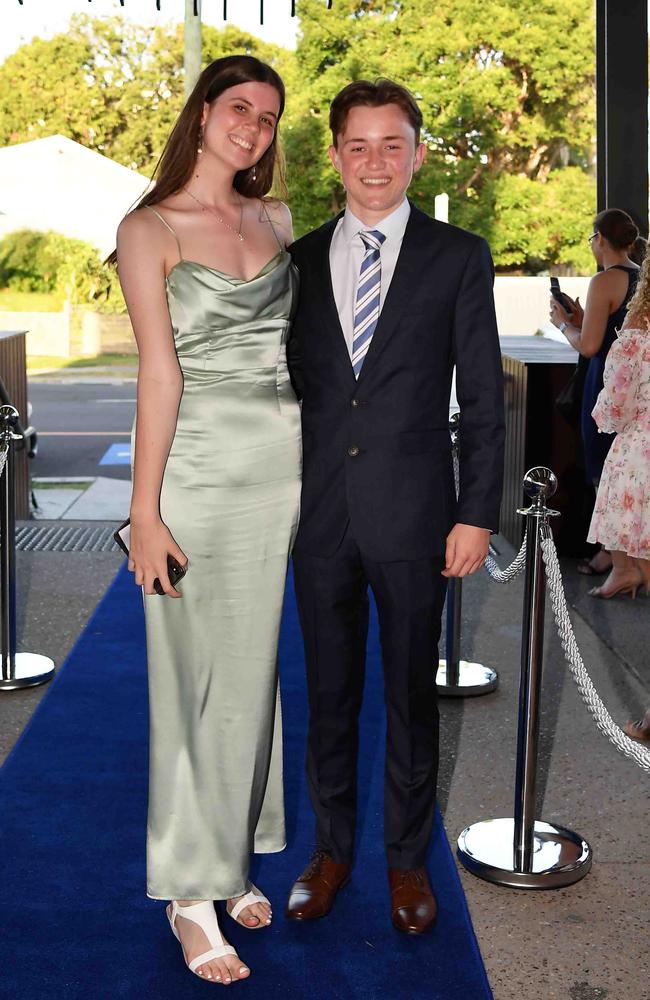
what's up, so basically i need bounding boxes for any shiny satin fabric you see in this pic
[140,251,301,900]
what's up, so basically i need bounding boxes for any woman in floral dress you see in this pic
[587,251,650,600]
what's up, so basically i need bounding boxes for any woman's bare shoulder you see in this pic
[595,264,639,285]
[590,266,636,306]
[117,206,159,240]
[260,198,292,244]
[118,205,177,258]
[261,197,292,225]
[262,196,290,214]
[590,268,615,287]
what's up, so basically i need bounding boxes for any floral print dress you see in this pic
[588,325,650,559]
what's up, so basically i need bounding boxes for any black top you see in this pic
[582,264,639,486]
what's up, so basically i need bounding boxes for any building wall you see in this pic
[0,309,71,356]
[0,306,135,357]
[0,275,595,358]
[74,310,135,356]
[494,276,592,336]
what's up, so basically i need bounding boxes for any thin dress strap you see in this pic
[261,199,285,251]
[144,205,182,262]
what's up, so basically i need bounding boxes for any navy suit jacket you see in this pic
[287,202,505,562]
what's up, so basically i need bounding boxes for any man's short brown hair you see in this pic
[329,78,423,146]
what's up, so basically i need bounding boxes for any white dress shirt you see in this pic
[329,198,411,358]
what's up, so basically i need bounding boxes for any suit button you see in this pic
[351,398,359,407]
[348,445,360,457]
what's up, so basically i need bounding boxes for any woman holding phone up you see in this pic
[550,208,642,579]
[115,56,301,984]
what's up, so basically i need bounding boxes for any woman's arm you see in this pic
[117,211,186,596]
[592,326,642,433]
[550,271,613,358]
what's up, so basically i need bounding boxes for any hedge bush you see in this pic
[0,229,125,312]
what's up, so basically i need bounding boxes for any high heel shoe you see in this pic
[588,579,641,600]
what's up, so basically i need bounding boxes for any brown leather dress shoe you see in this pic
[286,850,351,920]
[388,867,438,934]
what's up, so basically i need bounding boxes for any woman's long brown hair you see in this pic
[106,54,286,264]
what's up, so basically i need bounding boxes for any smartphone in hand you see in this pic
[550,276,574,314]
[113,519,187,595]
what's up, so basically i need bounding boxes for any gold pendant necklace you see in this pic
[183,186,245,242]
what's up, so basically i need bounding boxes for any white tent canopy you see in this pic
[0,134,150,258]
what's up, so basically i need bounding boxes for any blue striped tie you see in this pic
[352,229,386,377]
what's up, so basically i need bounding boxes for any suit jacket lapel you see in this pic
[356,204,430,384]
[314,214,357,388]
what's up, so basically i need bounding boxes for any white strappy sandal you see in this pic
[227,882,272,929]
[166,900,247,980]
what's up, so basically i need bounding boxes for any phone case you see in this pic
[550,279,573,312]
[113,518,186,595]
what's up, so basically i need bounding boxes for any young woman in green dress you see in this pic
[116,55,301,985]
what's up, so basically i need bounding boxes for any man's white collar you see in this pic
[340,198,411,244]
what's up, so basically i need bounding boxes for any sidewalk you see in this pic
[2,508,648,998]
[32,476,130,520]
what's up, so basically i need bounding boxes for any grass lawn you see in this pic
[0,289,64,312]
[27,353,137,371]
[32,480,93,490]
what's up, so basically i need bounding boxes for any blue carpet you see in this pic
[0,565,492,1000]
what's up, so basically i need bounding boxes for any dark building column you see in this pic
[596,0,649,234]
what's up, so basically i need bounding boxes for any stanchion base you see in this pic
[0,652,56,691]
[457,817,592,889]
[436,660,498,697]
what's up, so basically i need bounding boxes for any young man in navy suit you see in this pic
[286,79,505,934]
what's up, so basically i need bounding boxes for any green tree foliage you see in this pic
[490,168,596,272]
[0,15,287,174]
[0,4,597,273]
[0,229,124,310]
[284,0,596,270]
[0,229,86,293]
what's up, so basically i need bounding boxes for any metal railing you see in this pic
[456,465,648,890]
[0,403,55,691]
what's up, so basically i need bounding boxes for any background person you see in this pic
[116,55,300,985]
[550,208,642,576]
[586,254,650,600]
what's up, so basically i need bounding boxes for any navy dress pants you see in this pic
[292,525,448,870]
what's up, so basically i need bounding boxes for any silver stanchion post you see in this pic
[456,467,592,887]
[436,413,498,697]
[0,404,55,691]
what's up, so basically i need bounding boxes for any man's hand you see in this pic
[442,523,490,578]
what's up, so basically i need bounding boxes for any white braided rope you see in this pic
[483,533,528,584]
[0,405,20,478]
[450,429,527,584]
[541,533,650,774]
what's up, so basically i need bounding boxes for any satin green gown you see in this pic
[140,209,301,900]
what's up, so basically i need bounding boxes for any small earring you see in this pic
[251,165,257,181]
[197,126,204,154]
